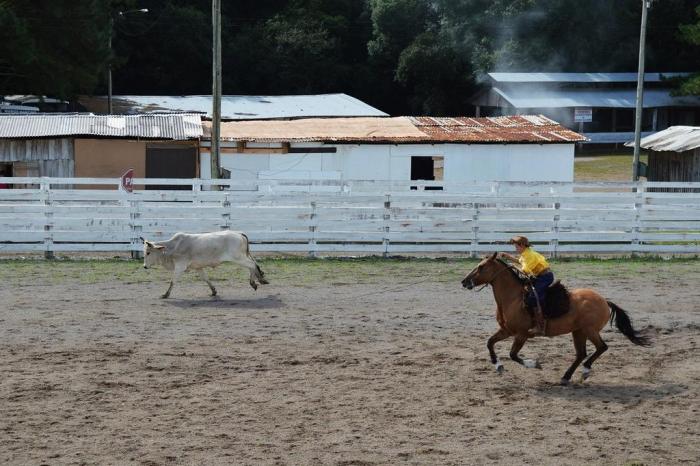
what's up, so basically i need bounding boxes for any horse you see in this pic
[461,252,650,385]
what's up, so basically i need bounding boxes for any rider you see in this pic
[500,235,554,336]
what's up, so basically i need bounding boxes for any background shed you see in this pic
[629,126,700,182]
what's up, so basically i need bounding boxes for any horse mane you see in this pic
[495,257,531,284]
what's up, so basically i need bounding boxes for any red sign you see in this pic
[120,168,134,193]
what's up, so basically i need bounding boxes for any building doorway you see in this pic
[145,145,197,190]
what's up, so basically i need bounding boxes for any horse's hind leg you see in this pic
[561,330,587,385]
[581,331,608,380]
[487,328,510,373]
[509,334,541,369]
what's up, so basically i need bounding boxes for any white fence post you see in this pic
[550,201,560,259]
[129,195,142,259]
[633,181,646,255]
[41,178,54,259]
[308,201,317,258]
[383,194,391,257]
[470,203,480,258]
[220,191,231,230]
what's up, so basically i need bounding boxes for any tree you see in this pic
[678,5,700,95]
[0,0,111,98]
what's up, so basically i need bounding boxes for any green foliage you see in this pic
[677,6,700,95]
[1,0,699,113]
[0,0,112,98]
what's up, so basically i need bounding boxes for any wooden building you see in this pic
[0,114,202,188]
[630,126,700,182]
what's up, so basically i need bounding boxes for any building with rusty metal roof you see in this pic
[471,72,700,146]
[199,115,584,183]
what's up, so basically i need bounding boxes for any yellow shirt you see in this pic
[518,247,549,275]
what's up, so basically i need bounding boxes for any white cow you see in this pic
[141,231,268,299]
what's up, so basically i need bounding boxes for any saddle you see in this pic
[524,280,571,319]
[494,258,571,319]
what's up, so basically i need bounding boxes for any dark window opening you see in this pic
[146,146,197,190]
[410,156,443,191]
[0,163,12,189]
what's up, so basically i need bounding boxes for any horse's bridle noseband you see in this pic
[463,258,515,291]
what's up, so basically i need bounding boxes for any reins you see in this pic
[471,259,519,292]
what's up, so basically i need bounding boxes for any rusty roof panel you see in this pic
[209,115,585,144]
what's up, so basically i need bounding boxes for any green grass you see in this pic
[575,152,648,181]
[1,256,698,288]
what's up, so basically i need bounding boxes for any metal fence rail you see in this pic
[1,177,699,256]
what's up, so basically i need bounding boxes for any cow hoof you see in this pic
[249,282,258,290]
[160,294,170,299]
[210,291,217,297]
[260,279,269,285]
[560,378,570,386]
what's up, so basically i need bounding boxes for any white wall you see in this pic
[220,142,575,183]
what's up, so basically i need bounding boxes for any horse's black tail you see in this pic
[607,301,651,346]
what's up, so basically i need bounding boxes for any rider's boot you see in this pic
[528,307,546,337]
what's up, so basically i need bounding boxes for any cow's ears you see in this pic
[152,244,165,250]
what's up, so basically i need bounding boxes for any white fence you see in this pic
[1,177,699,256]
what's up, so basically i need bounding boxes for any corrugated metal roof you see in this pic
[78,94,388,120]
[0,113,203,139]
[625,126,700,152]
[491,87,700,109]
[208,115,585,144]
[488,72,690,83]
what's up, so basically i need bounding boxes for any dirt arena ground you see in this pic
[1,256,698,465]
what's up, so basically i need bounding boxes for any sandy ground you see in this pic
[1,260,699,465]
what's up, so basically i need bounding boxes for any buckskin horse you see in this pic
[461,252,650,385]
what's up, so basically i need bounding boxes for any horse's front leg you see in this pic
[509,334,541,369]
[487,328,510,373]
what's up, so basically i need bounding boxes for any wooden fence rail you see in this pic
[1,177,699,257]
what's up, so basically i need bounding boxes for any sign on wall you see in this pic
[574,107,593,123]
[120,168,134,193]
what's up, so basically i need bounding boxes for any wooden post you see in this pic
[383,194,391,257]
[130,198,143,259]
[632,181,645,254]
[220,192,231,230]
[41,178,54,259]
[308,201,317,258]
[550,201,560,259]
[470,203,480,258]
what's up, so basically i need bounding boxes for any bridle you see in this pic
[465,258,516,292]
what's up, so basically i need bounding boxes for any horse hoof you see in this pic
[524,359,541,369]
[560,378,570,386]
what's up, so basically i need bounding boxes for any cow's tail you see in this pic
[608,301,650,346]
[242,233,268,284]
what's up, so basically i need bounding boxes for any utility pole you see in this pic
[108,16,113,114]
[107,9,147,115]
[211,0,222,181]
[632,0,650,181]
